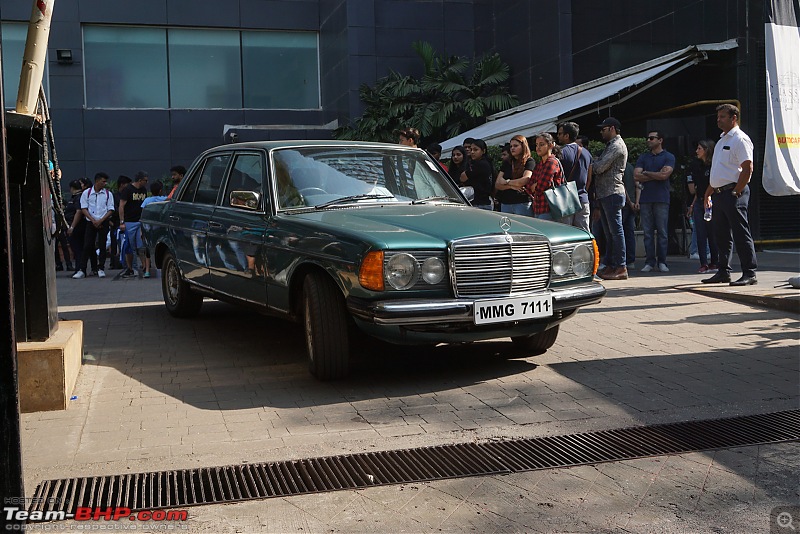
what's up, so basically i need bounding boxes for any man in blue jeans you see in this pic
[635,131,675,273]
[118,171,149,278]
[593,118,629,281]
[622,162,639,268]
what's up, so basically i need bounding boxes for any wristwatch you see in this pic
[505,178,510,185]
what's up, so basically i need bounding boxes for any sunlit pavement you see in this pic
[20,250,799,533]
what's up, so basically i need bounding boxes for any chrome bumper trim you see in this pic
[347,282,605,325]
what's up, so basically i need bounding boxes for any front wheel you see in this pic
[303,273,350,380]
[511,325,560,354]
[162,251,203,317]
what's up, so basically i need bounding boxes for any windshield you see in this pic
[271,146,464,210]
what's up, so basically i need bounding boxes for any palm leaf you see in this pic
[336,41,516,142]
[412,41,437,75]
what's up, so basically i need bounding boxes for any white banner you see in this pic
[763,6,800,196]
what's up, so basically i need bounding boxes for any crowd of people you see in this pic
[418,103,758,285]
[54,165,185,280]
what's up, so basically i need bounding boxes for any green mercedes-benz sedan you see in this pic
[141,141,605,380]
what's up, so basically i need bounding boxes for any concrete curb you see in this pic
[677,284,800,314]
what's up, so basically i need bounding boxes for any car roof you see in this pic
[214,140,419,151]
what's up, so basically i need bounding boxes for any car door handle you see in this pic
[208,222,223,229]
[168,215,180,221]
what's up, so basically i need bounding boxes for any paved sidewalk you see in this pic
[664,249,800,314]
[19,249,800,533]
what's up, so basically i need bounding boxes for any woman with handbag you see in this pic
[495,135,535,215]
[525,133,564,220]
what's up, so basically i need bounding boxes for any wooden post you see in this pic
[16,0,56,115]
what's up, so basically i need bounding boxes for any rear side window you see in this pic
[181,154,231,205]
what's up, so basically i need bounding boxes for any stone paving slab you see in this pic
[17,250,800,532]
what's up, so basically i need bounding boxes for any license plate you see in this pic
[473,294,553,325]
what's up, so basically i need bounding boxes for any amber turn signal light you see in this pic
[592,239,600,275]
[359,250,384,291]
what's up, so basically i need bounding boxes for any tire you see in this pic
[162,252,203,318]
[303,273,350,380]
[511,325,560,354]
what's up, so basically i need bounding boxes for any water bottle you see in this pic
[704,199,712,222]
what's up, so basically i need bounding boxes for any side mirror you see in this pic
[459,186,475,202]
[230,190,260,210]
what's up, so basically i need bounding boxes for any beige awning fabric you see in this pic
[441,39,738,152]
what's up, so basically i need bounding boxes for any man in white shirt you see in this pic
[701,104,758,286]
[73,172,114,279]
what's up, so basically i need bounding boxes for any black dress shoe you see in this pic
[730,275,757,286]
[702,272,731,284]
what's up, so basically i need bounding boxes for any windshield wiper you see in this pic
[412,195,459,204]
[315,194,395,209]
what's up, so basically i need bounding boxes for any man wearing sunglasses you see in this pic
[634,131,675,273]
[593,117,629,281]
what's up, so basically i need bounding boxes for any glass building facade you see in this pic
[0,0,794,240]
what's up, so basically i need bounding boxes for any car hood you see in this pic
[283,205,591,249]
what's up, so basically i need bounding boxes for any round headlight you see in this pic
[572,244,593,277]
[386,253,418,290]
[421,257,445,284]
[552,250,571,276]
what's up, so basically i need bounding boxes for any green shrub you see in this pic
[587,137,647,165]
[624,137,648,165]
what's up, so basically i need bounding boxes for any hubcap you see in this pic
[304,295,314,363]
[166,261,179,306]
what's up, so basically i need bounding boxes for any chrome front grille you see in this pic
[450,234,550,297]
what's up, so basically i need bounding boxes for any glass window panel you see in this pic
[178,163,204,202]
[223,153,263,208]
[168,29,241,109]
[242,31,319,109]
[272,147,460,210]
[83,26,167,108]
[193,154,231,205]
[2,23,49,108]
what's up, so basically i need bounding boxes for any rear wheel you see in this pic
[162,252,203,317]
[511,325,560,354]
[303,273,350,380]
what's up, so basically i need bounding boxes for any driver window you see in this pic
[223,153,264,209]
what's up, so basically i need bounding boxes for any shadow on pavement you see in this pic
[580,301,698,314]
[641,309,799,327]
[63,299,538,410]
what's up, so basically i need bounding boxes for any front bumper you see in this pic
[347,282,606,326]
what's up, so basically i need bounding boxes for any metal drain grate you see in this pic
[30,410,800,516]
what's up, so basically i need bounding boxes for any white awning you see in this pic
[441,39,738,152]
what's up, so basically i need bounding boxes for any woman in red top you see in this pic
[525,133,564,220]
